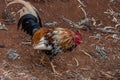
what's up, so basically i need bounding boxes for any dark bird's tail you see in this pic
[18,14,41,36]
[7,0,43,35]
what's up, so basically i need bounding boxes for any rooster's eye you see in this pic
[26,21,29,23]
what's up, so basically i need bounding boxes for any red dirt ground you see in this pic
[0,0,120,80]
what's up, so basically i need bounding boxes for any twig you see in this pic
[73,57,79,66]
[96,46,108,60]
[104,8,115,16]
[77,0,86,7]
[44,21,58,26]
[77,0,87,18]
[105,34,120,40]
[115,23,120,29]
[96,28,119,34]
[80,68,89,71]
[33,63,44,67]
[3,70,13,78]
[61,16,82,28]
[104,8,120,29]
[21,41,32,45]
[91,17,103,26]
[80,6,87,18]
[61,16,92,31]
[112,34,120,40]
[99,71,114,78]
[105,35,111,40]
[103,26,115,29]
[89,33,102,43]
[81,50,93,59]
[112,16,117,23]
[89,33,102,39]
[0,60,9,68]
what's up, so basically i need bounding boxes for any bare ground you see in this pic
[0,0,120,80]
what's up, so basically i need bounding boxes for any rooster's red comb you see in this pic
[74,32,82,45]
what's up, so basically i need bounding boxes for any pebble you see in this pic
[7,49,20,60]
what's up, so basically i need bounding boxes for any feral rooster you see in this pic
[8,0,82,75]
[19,25,82,75]
[20,26,82,75]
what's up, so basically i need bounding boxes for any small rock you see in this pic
[95,33,102,39]
[0,23,8,31]
[65,70,76,78]
[77,18,92,31]
[7,49,20,60]
[96,45,108,59]
[89,52,101,59]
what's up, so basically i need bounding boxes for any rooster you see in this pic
[18,22,82,75]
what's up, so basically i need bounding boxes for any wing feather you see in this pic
[52,28,74,49]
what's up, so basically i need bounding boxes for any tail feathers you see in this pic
[18,14,40,36]
[7,0,43,35]
[34,8,42,27]
[7,0,31,8]
[7,0,41,24]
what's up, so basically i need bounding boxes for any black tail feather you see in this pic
[18,14,42,36]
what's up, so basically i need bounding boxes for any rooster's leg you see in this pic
[40,54,45,63]
[50,61,61,75]
[37,50,46,65]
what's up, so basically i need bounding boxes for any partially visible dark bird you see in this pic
[18,14,41,35]
[7,0,42,27]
